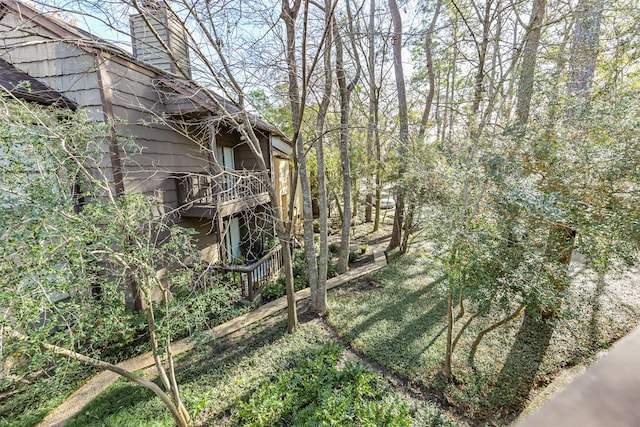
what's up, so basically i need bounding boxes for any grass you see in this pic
[0,283,249,427]
[65,314,456,426]
[326,251,640,424]
[7,227,637,425]
[0,368,92,427]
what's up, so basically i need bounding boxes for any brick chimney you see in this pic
[129,0,191,77]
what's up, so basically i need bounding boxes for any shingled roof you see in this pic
[0,0,285,138]
[0,58,76,110]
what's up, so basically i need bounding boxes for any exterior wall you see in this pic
[0,12,103,117]
[214,128,264,171]
[102,56,209,209]
[271,135,302,232]
[0,9,212,212]
[0,10,111,184]
[0,4,290,268]
[273,155,303,233]
[180,217,220,264]
[130,8,190,76]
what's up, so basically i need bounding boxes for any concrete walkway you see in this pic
[39,250,388,426]
[517,325,640,427]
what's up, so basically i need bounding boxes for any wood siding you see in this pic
[0,5,279,258]
[130,8,190,76]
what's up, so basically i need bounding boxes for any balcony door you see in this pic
[216,146,235,192]
[224,216,241,262]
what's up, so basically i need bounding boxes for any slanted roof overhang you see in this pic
[1,0,291,142]
[155,76,288,139]
[0,58,76,109]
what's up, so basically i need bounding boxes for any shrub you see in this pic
[349,250,359,264]
[292,249,308,278]
[236,343,410,426]
[294,275,308,291]
[261,252,310,301]
[328,242,339,254]
[261,278,286,302]
[326,262,338,278]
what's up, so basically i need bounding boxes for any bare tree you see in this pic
[387,0,408,252]
[311,0,336,313]
[335,0,362,274]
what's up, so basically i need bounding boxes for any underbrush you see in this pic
[1,279,248,427]
[327,252,640,424]
[261,249,338,303]
[0,366,90,427]
[66,318,455,426]
[237,343,410,426]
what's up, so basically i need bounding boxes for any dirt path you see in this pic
[39,246,388,427]
[305,311,447,402]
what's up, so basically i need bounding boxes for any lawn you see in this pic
[4,243,637,426]
[0,368,92,427]
[63,312,456,426]
[327,250,640,424]
[0,284,249,427]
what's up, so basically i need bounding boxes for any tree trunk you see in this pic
[281,0,318,306]
[281,240,299,332]
[334,5,361,274]
[335,21,351,274]
[467,304,525,368]
[418,0,442,140]
[471,0,493,116]
[387,0,409,251]
[566,0,604,122]
[400,197,414,253]
[311,0,334,314]
[514,0,547,129]
[364,0,377,224]
[539,0,603,318]
[443,291,454,381]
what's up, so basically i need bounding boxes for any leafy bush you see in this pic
[262,272,307,302]
[261,277,286,302]
[294,275,308,292]
[349,250,359,263]
[237,343,410,426]
[328,242,339,254]
[326,262,338,278]
[292,249,308,278]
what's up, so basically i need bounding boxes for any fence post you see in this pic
[247,273,254,301]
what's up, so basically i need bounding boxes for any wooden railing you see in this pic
[175,170,269,207]
[221,244,283,301]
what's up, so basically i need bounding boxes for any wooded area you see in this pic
[1,0,639,425]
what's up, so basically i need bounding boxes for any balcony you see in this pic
[220,244,283,302]
[175,170,270,218]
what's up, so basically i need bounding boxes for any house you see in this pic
[0,57,76,110]
[0,0,301,303]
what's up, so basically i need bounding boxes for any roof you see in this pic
[0,0,287,138]
[156,77,286,137]
[0,58,76,109]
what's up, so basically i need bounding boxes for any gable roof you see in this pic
[0,57,76,109]
[0,0,287,138]
[156,77,285,137]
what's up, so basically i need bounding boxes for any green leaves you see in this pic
[237,343,410,426]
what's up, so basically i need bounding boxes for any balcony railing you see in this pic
[175,170,269,209]
[221,244,283,301]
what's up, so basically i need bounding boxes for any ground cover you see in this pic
[0,284,249,427]
[327,249,640,424]
[64,311,456,426]
[0,368,92,427]
[6,219,637,426]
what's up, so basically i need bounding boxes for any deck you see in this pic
[175,170,270,218]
